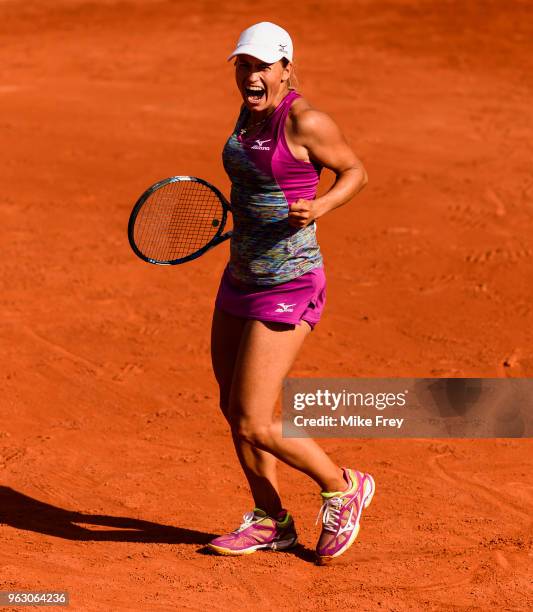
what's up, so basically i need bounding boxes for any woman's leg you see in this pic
[211,307,283,515]
[229,319,346,493]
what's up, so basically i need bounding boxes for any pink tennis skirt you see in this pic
[215,265,326,329]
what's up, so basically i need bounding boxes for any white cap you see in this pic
[227,22,293,64]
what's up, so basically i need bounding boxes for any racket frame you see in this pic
[128,175,232,265]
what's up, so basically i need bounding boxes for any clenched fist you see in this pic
[288,199,319,228]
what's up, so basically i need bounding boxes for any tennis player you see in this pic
[209,22,373,563]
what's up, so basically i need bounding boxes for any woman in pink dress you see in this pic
[208,21,373,563]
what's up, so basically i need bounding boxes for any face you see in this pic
[234,54,291,114]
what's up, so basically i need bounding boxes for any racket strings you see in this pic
[133,180,225,262]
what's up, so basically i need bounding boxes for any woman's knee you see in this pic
[231,418,273,449]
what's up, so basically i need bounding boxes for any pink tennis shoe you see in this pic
[315,468,375,563]
[208,508,298,556]
[207,468,374,562]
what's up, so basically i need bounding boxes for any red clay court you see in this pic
[1,1,532,610]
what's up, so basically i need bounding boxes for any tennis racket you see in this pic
[128,176,232,265]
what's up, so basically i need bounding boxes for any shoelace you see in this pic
[316,496,343,533]
[234,511,260,533]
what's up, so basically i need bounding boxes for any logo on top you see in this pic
[251,138,271,151]
[278,44,287,53]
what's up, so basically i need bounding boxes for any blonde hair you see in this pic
[282,58,298,91]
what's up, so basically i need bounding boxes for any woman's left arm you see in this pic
[287,109,368,229]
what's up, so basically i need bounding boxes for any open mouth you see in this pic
[245,86,265,102]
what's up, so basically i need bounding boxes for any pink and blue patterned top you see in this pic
[222,91,323,286]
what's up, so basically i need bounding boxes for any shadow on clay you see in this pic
[0,486,215,544]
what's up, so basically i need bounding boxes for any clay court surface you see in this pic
[1,0,532,609]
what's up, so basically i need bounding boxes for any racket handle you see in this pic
[210,231,232,248]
